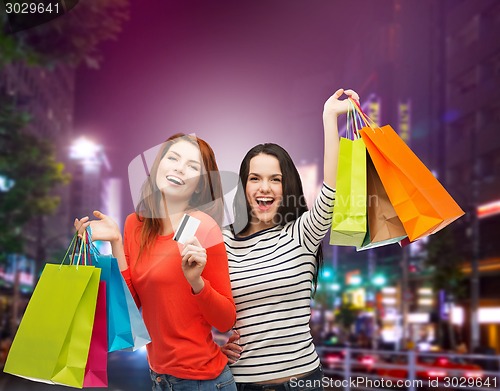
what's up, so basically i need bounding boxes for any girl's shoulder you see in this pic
[190,210,224,248]
[189,210,219,229]
[124,212,143,231]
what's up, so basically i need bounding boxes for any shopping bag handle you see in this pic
[73,230,90,268]
[59,231,89,269]
[60,232,77,268]
[84,226,101,256]
[346,99,367,140]
[346,100,357,140]
[348,98,379,132]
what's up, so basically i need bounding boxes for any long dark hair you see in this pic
[232,143,323,295]
[135,133,223,258]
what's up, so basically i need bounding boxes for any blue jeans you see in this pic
[150,365,236,391]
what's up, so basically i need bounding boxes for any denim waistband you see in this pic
[236,365,323,391]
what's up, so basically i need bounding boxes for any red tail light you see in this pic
[361,357,374,365]
[427,370,447,377]
[465,371,483,378]
[325,354,341,363]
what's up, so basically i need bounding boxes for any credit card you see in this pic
[173,214,201,244]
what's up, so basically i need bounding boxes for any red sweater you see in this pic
[121,211,236,379]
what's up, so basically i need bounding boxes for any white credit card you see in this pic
[173,214,201,244]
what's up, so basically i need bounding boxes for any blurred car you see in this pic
[376,354,484,382]
[419,355,484,381]
[318,333,377,376]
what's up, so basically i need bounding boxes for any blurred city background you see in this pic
[1,0,500,390]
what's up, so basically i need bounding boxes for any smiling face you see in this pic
[155,139,202,204]
[245,153,283,233]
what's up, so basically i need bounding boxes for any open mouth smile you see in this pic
[166,175,185,185]
[256,197,275,210]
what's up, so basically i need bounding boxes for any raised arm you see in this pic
[288,88,360,252]
[323,88,360,188]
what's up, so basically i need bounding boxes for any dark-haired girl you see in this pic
[222,89,360,390]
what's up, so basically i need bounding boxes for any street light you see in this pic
[321,267,333,281]
[0,175,15,192]
[372,274,387,287]
[70,137,102,164]
[69,137,107,235]
[349,275,362,286]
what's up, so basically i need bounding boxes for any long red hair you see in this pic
[135,133,223,258]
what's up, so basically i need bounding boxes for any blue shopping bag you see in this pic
[92,253,134,352]
[119,277,151,351]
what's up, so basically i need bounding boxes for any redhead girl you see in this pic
[75,133,237,391]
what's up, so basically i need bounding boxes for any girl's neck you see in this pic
[239,222,276,237]
[159,212,186,236]
[160,196,191,235]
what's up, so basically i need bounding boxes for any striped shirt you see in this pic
[223,183,336,383]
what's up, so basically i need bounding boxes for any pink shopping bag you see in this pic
[83,281,108,388]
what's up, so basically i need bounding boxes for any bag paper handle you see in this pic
[59,232,77,268]
[72,230,88,269]
[59,231,88,269]
[348,98,378,131]
[346,99,362,140]
[346,100,354,139]
[82,231,89,267]
[86,226,101,256]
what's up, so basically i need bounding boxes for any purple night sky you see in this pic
[74,1,396,212]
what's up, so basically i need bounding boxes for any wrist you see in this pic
[110,234,123,245]
[190,277,205,294]
[323,110,341,120]
[109,235,123,249]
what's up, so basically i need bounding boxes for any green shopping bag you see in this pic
[330,109,367,247]
[4,234,101,388]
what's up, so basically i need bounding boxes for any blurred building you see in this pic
[357,0,500,352]
[439,0,500,352]
[69,136,123,255]
[329,0,438,347]
[0,63,75,346]
[308,0,500,352]
[70,138,109,218]
[0,64,123,349]
[1,63,75,262]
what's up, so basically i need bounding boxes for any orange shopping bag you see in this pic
[352,101,464,242]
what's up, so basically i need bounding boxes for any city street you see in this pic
[0,350,151,391]
[1,1,500,390]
